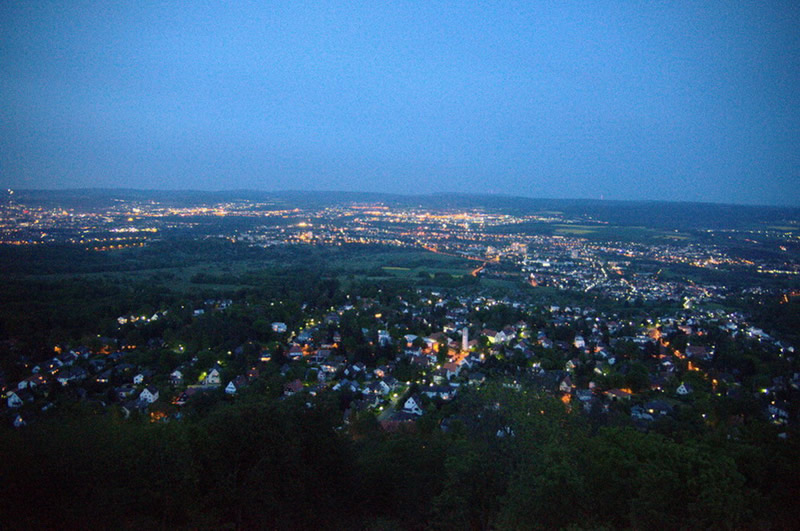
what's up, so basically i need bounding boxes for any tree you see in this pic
[625,362,650,393]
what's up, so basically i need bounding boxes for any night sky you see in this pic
[2,2,798,205]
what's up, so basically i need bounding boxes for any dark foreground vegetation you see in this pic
[2,385,799,530]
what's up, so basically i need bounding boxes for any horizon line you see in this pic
[5,186,799,209]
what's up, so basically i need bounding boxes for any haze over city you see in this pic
[2,2,798,205]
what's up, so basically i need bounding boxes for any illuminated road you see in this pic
[419,243,488,277]
[471,262,487,277]
[420,243,484,262]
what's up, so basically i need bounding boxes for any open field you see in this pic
[768,225,800,233]
[2,243,478,293]
[489,222,696,243]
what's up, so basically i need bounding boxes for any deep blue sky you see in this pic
[2,2,798,205]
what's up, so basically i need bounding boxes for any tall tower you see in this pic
[462,327,469,352]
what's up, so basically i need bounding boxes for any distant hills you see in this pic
[7,188,800,232]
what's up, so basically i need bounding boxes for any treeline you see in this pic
[0,239,274,275]
[2,386,799,530]
[750,295,800,346]
[0,276,176,357]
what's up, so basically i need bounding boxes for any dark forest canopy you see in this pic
[2,386,799,530]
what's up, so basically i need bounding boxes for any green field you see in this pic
[489,221,695,243]
[768,225,800,232]
[4,243,478,291]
